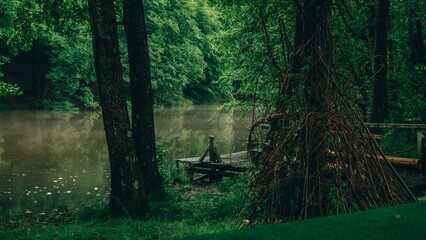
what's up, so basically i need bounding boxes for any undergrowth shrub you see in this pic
[156,142,190,183]
[381,129,418,158]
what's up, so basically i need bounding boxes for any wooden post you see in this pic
[208,135,222,163]
[199,135,222,163]
[421,138,425,171]
[209,136,217,163]
[419,129,426,170]
[417,130,426,170]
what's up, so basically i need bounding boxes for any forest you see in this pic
[0,0,228,108]
[0,0,425,121]
[1,0,426,239]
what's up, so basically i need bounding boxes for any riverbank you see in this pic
[1,179,425,240]
[0,181,245,240]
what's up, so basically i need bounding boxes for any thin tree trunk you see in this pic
[123,0,164,199]
[370,0,390,127]
[88,0,148,216]
[412,0,425,65]
[276,1,304,113]
[258,2,285,88]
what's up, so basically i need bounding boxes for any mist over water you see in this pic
[0,105,251,215]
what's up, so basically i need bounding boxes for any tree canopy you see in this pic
[1,0,424,124]
[0,0,227,108]
[217,0,426,124]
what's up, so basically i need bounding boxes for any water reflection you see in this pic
[0,105,251,214]
[155,105,250,160]
[0,111,109,215]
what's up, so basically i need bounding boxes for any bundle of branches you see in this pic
[244,94,415,225]
[241,0,415,226]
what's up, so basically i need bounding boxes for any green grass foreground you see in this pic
[0,181,245,240]
[1,178,425,240]
[191,200,426,240]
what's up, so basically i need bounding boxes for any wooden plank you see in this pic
[365,123,426,129]
[326,151,420,168]
[177,151,249,163]
[191,162,250,171]
[193,174,209,182]
[176,151,251,170]
[383,156,421,169]
[191,168,237,177]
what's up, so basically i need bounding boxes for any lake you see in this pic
[0,105,252,215]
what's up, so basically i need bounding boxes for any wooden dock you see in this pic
[175,151,252,182]
[175,122,426,183]
[176,151,426,192]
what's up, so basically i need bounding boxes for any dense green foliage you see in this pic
[218,0,426,124]
[0,0,228,109]
[215,0,425,157]
[1,0,424,118]
[0,0,95,109]
[218,1,294,112]
[145,0,229,105]
[0,0,424,120]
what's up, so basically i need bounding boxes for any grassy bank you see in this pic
[1,176,425,240]
[0,179,247,240]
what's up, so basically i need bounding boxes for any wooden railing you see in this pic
[366,123,426,170]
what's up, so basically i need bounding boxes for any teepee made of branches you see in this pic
[242,0,415,225]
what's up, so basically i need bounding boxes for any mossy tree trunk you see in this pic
[122,0,164,199]
[88,0,148,217]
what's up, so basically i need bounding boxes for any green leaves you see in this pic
[0,0,226,108]
[217,2,291,111]
[0,81,22,97]
[146,0,226,105]
[46,24,96,108]
[0,0,96,109]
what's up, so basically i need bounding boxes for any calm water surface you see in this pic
[0,105,251,215]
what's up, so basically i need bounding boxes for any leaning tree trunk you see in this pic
[370,0,390,127]
[123,0,164,199]
[88,0,148,217]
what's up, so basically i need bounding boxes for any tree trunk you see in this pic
[276,3,304,113]
[88,0,148,217]
[122,0,164,199]
[300,0,333,219]
[412,0,425,66]
[370,0,390,127]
